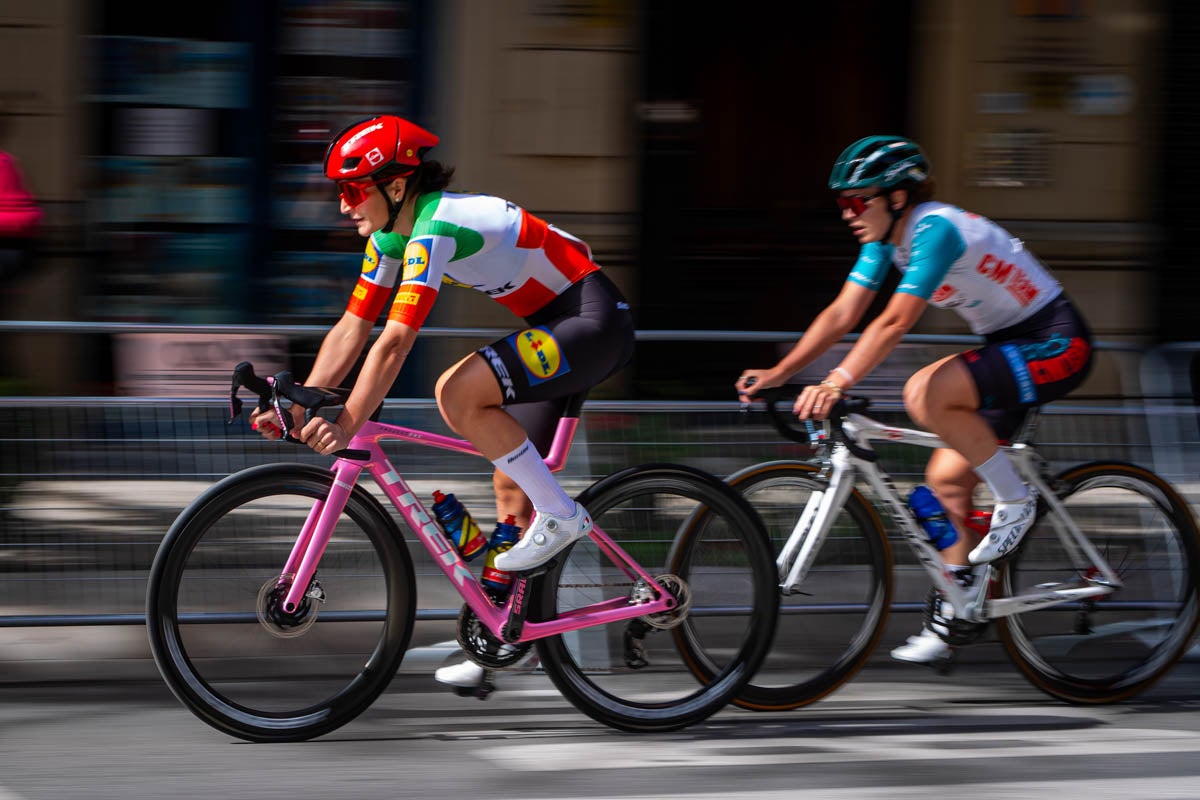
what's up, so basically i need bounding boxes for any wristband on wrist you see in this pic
[830,366,855,385]
[820,380,845,396]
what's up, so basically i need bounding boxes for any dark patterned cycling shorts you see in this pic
[476,271,634,454]
[959,293,1092,440]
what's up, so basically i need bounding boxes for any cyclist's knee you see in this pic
[903,372,933,427]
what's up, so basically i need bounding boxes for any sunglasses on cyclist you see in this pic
[335,177,394,208]
[835,192,883,217]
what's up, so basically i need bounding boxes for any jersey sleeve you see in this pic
[386,230,455,330]
[345,237,403,321]
[846,242,893,291]
[895,214,966,300]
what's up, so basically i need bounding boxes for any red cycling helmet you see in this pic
[324,115,440,225]
[323,115,440,182]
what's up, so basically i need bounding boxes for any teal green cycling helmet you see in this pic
[829,135,929,190]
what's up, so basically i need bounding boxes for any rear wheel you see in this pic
[998,461,1200,703]
[146,463,416,742]
[534,463,779,732]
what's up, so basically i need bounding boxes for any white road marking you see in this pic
[483,725,1200,771]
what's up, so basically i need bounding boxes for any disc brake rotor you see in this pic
[640,574,692,630]
[256,574,319,638]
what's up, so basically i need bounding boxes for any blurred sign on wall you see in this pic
[114,333,288,397]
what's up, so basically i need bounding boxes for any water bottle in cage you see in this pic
[432,490,487,561]
[907,485,958,550]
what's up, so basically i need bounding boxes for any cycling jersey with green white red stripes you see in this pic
[344,191,598,329]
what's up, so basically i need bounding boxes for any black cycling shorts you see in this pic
[477,271,635,454]
[959,293,1093,440]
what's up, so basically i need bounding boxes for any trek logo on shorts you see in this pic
[480,345,516,400]
[511,327,570,385]
[402,237,433,282]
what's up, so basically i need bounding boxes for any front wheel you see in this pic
[146,463,416,742]
[534,463,779,732]
[716,461,893,711]
[997,461,1200,703]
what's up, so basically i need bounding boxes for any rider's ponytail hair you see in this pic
[409,160,456,194]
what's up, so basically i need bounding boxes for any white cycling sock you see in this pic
[973,450,1028,503]
[492,438,575,518]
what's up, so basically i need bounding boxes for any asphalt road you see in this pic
[2,658,1200,800]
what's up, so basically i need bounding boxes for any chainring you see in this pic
[923,586,989,647]
[456,603,532,669]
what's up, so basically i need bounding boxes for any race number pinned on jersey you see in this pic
[402,237,434,283]
[510,327,571,385]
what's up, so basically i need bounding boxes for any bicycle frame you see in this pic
[778,411,1123,623]
[275,415,675,642]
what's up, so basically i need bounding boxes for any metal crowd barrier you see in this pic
[0,323,1196,631]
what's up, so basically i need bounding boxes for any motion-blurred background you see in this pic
[4,0,1195,401]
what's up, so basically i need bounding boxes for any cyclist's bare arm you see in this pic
[737,281,876,401]
[299,319,418,453]
[307,311,376,388]
[832,291,926,389]
[250,311,374,438]
[794,291,927,419]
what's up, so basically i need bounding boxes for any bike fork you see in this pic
[280,460,363,613]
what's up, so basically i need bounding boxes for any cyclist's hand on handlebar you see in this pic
[249,405,300,441]
[297,416,351,456]
[794,381,843,421]
[735,370,779,404]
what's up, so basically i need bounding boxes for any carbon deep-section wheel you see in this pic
[146,463,416,742]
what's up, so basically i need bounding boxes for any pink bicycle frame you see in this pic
[276,416,676,642]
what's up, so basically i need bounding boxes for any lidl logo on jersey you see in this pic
[511,327,570,385]
[361,240,382,279]
[402,237,433,282]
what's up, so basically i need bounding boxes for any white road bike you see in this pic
[702,389,1200,711]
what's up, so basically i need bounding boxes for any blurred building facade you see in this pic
[0,0,1190,398]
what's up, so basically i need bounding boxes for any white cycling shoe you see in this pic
[493,502,592,572]
[435,659,488,689]
[969,490,1038,564]
[892,593,954,665]
[890,626,952,664]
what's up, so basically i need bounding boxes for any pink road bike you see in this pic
[145,363,778,742]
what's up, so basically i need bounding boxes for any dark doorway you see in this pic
[635,2,915,398]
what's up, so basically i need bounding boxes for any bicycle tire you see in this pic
[533,463,779,732]
[146,463,416,742]
[706,460,893,711]
[997,461,1200,704]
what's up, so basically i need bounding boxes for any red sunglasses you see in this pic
[836,192,883,217]
[336,177,393,208]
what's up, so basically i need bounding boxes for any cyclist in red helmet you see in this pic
[250,114,634,689]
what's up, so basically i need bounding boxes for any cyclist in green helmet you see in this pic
[737,135,1093,666]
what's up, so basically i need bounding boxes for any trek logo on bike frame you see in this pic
[396,490,475,588]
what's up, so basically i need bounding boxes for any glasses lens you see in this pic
[337,180,371,207]
[837,195,871,216]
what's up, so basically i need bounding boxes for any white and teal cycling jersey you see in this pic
[847,201,1061,335]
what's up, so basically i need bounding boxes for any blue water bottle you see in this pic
[432,490,487,561]
[481,515,522,601]
[908,485,958,550]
